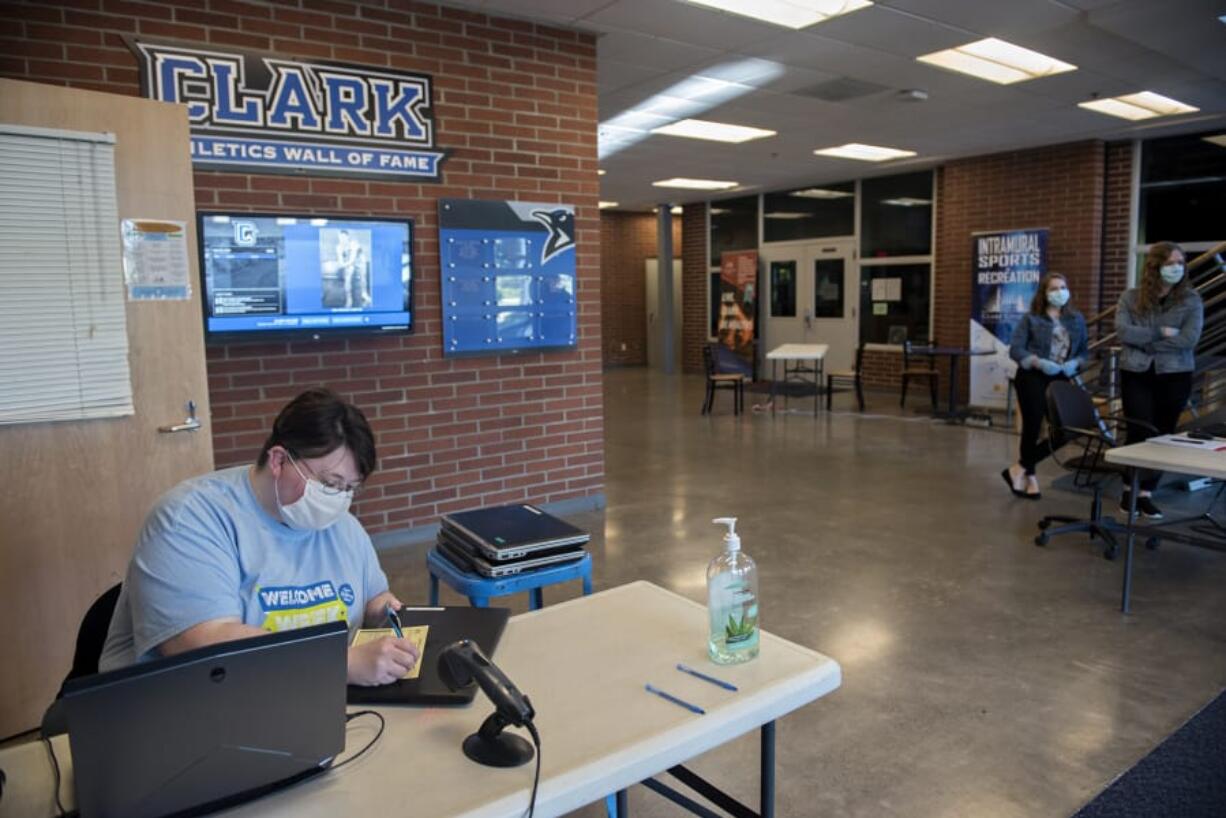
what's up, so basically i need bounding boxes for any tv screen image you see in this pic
[198,213,413,341]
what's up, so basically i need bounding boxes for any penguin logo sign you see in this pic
[530,208,576,265]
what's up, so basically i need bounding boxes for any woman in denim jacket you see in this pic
[1004,273,1088,500]
[1114,241,1204,519]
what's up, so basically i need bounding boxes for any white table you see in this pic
[1105,440,1226,612]
[1,581,841,818]
[765,343,830,415]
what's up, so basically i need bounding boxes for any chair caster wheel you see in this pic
[1103,545,1117,561]
[1145,537,1160,550]
[1037,520,1051,530]
[1035,533,1049,546]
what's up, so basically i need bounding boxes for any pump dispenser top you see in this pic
[712,517,740,552]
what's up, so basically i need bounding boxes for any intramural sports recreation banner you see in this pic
[970,228,1048,408]
[127,38,447,181]
[717,250,758,378]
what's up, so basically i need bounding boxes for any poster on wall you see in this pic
[121,219,191,300]
[127,38,447,181]
[717,250,758,378]
[969,228,1048,408]
[438,198,576,356]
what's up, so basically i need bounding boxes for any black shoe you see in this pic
[1001,468,1026,498]
[1137,496,1164,520]
[1120,492,1164,520]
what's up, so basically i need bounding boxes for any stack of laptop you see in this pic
[437,503,589,578]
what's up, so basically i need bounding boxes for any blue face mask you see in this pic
[1047,287,1069,308]
[1160,263,1184,285]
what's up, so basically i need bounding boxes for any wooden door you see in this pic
[0,79,213,737]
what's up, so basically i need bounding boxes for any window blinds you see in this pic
[0,124,133,424]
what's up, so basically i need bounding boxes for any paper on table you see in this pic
[1148,434,1226,451]
[352,626,429,679]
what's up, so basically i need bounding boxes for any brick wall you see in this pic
[1101,140,1134,320]
[931,140,1107,402]
[1,0,602,534]
[681,202,708,374]
[599,211,681,367]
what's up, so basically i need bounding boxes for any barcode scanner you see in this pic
[438,640,536,767]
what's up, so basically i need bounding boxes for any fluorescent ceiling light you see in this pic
[210,215,231,223]
[917,38,1076,85]
[1078,92,1199,121]
[309,218,329,226]
[815,143,916,162]
[683,0,873,30]
[710,207,732,215]
[599,201,619,209]
[598,169,606,175]
[653,177,739,190]
[789,187,852,199]
[672,205,683,215]
[1204,135,1226,148]
[275,217,298,225]
[764,212,810,219]
[882,197,931,207]
[652,118,776,143]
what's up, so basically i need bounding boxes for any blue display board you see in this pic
[438,199,576,356]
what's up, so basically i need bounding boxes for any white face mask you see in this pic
[1046,287,1069,308]
[275,455,353,530]
[1160,263,1184,285]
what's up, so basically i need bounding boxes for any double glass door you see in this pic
[759,240,857,373]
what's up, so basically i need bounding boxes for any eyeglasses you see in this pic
[286,452,363,496]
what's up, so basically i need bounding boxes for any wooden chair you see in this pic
[826,341,866,411]
[702,343,745,415]
[900,340,939,410]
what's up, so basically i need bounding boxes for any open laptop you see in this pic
[62,620,348,818]
[441,503,589,562]
[438,528,585,578]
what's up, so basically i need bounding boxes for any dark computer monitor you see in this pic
[62,621,348,818]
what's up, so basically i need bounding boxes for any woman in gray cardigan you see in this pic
[1114,241,1204,519]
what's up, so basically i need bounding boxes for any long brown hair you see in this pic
[1135,241,1188,314]
[1029,272,1071,316]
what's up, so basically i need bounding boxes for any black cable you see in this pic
[331,710,386,772]
[43,737,66,818]
[523,721,542,818]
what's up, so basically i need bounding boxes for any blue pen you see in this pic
[384,603,404,638]
[645,683,705,715]
[676,663,738,692]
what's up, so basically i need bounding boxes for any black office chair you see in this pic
[702,343,745,415]
[900,341,938,410]
[1034,381,1157,560]
[826,341,866,411]
[42,582,122,736]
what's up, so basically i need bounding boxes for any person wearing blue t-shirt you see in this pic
[100,388,419,686]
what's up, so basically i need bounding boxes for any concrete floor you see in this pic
[382,367,1226,818]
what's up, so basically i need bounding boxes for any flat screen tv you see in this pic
[198,212,413,342]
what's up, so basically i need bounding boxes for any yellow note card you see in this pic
[352,626,429,680]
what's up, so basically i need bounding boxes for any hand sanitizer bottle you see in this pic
[707,517,759,664]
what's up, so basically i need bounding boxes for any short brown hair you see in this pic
[1029,273,1071,316]
[257,388,376,479]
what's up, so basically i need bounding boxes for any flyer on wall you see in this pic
[717,250,758,378]
[969,228,1048,408]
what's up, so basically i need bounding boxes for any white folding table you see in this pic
[3,581,841,818]
[765,343,829,416]
[1105,440,1226,612]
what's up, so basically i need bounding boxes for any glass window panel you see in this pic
[770,260,796,317]
[860,171,934,258]
[763,182,854,242]
[814,258,844,318]
[709,195,758,266]
[1139,131,1226,246]
[859,263,930,345]
[709,271,721,337]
